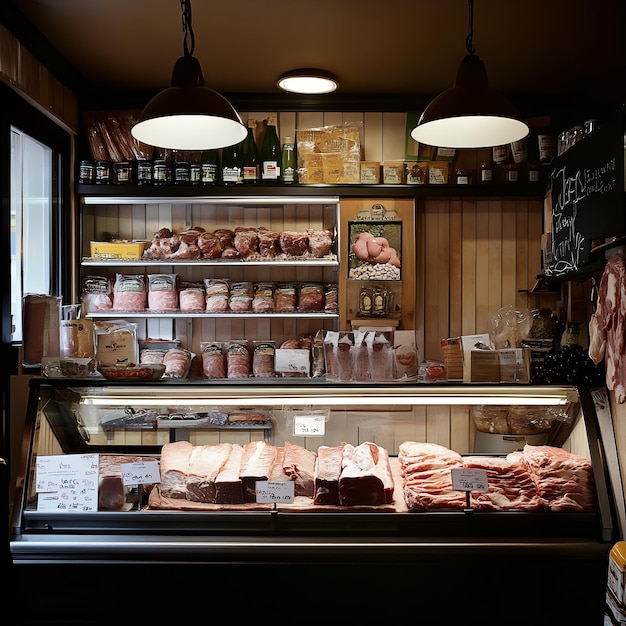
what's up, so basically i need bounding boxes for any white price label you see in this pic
[121,460,161,486]
[293,414,326,437]
[255,480,295,503]
[274,348,310,375]
[451,468,489,493]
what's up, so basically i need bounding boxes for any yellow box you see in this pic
[90,241,149,260]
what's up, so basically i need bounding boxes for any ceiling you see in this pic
[5,0,626,121]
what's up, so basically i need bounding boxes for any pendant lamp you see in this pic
[411,0,529,148]
[277,69,339,94]
[131,0,247,151]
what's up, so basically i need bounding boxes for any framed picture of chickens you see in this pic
[347,221,402,281]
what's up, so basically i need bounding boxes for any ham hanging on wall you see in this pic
[592,253,626,403]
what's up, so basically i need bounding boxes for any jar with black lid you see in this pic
[78,160,95,184]
[95,160,112,184]
[136,159,153,185]
[113,161,134,185]
[174,161,191,185]
[153,160,169,185]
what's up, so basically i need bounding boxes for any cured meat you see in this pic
[201,342,226,378]
[588,312,606,365]
[516,444,597,511]
[234,229,259,258]
[279,231,308,257]
[298,283,325,311]
[258,230,280,257]
[112,273,147,311]
[226,341,251,378]
[462,455,545,511]
[179,283,206,311]
[338,442,394,506]
[268,448,290,481]
[147,274,178,311]
[142,236,180,260]
[185,444,232,503]
[314,445,344,504]
[215,444,244,504]
[399,441,466,511]
[98,454,157,510]
[197,231,223,259]
[306,228,333,257]
[283,441,316,497]
[81,275,113,313]
[252,341,275,377]
[596,254,626,402]
[239,441,277,502]
[159,441,193,499]
[163,347,193,378]
[252,282,275,312]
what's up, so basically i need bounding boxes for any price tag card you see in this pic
[35,453,99,512]
[451,468,489,493]
[293,414,326,437]
[274,348,310,375]
[255,480,295,504]
[121,460,161,486]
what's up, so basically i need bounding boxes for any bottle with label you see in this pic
[200,149,220,185]
[221,140,243,185]
[241,119,260,184]
[261,116,281,182]
[492,144,509,183]
[281,136,297,184]
[454,167,471,185]
[479,159,495,185]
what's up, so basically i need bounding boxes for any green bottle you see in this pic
[221,141,243,185]
[261,116,281,182]
[200,149,219,185]
[241,119,260,184]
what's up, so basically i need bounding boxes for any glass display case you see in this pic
[8,377,624,624]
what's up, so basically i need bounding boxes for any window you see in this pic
[10,127,54,342]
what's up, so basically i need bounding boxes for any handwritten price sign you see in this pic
[255,480,295,503]
[121,460,160,486]
[293,414,326,437]
[451,468,489,493]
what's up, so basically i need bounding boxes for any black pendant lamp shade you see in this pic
[131,0,246,151]
[411,0,529,148]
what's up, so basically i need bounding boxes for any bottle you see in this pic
[221,140,243,185]
[454,167,471,185]
[492,144,509,183]
[281,136,297,184]
[200,149,220,185]
[261,116,281,182]
[241,119,260,184]
[479,159,495,185]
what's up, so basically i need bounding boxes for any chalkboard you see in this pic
[545,115,625,277]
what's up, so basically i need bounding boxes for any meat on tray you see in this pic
[339,442,394,506]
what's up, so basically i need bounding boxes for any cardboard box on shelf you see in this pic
[90,241,149,260]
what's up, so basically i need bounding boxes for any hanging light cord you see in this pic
[180,0,195,57]
[465,0,476,55]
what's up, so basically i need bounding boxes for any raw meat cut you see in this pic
[338,442,394,506]
[215,444,245,504]
[283,441,316,497]
[239,441,277,502]
[159,441,193,499]
[185,444,232,503]
[313,445,344,505]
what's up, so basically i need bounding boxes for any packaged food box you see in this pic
[90,241,149,260]
[360,161,380,184]
[383,161,405,184]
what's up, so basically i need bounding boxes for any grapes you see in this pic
[530,344,605,386]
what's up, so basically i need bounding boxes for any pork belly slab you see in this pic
[185,443,233,503]
[159,440,194,499]
[239,441,277,502]
[338,442,394,506]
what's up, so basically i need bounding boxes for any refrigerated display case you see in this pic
[9,377,624,624]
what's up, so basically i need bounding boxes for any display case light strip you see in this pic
[81,394,570,407]
[82,196,340,206]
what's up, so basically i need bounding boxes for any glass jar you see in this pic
[113,161,133,185]
[78,160,95,184]
[94,160,111,184]
[174,161,191,185]
[136,160,153,185]
[153,160,169,185]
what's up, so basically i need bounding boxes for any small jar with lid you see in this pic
[136,159,153,185]
[113,160,134,185]
[78,160,95,184]
[94,160,112,184]
[189,161,202,185]
[174,160,191,185]
[153,160,169,185]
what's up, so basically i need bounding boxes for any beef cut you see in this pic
[338,442,394,506]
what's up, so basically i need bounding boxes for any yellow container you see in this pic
[90,241,149,260]
[608,542,626,606]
